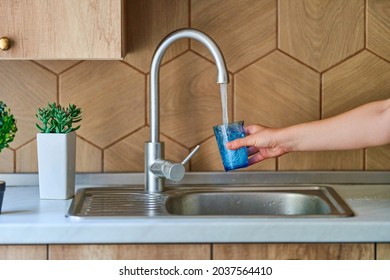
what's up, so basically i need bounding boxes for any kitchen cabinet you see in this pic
[48,244,211,260]
[0,245,47,260]
[0,0,124,59]
[212,243,374,260]
[377,243,390,260]
[0,243,384,260]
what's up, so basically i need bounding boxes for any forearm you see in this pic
[282,99,390,152]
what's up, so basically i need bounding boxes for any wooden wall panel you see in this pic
[279,0,364,71]
[76,137,102,173]
[191,0,276,72]
[104,127,189,172]
[35,61,80,75]
[0,0,387,172]
[279,150,364,171]
[124,0,189,72]
[0,148,14,173]
[367,0,390,61]
[15,140,37,173]
[0,61,57,149]
[60,61,145,149]
[159,52,233,149]
[367,145,390,170]
[323,51,390,118]
[235,51,320,129]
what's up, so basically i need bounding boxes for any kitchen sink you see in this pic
[67,185,354,219]
[166,191,332,215]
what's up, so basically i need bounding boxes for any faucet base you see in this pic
[145,142,164,193]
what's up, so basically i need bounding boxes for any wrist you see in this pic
[275,125,299,153]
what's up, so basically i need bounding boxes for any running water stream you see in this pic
[220,83,229,125]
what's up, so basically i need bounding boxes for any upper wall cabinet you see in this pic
[0,0,124,59]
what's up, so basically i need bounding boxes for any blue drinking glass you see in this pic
[213,121,248,171]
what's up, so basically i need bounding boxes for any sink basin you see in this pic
[67,185,354,219]
[166,192,331,215]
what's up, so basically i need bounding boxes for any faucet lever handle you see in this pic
[150,145,200,182]
[181,145,200,165]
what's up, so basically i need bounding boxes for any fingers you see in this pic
[226,135,254,150]
[244,124,267,135]
[247,148,275,165]
[247,146,258,156]
[248,152,268,166]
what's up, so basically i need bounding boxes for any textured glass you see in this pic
[213,121,248,171]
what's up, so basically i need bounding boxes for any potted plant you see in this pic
[0,101,17,213]
[36,102,82,199]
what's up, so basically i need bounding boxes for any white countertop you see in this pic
[0,182,389,244]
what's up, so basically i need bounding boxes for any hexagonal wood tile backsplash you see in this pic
[1,0,390,173]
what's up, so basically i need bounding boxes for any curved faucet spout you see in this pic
[146,28,229,193]
[150,28,229,143]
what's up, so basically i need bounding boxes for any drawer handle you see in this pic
[0,37,11,51]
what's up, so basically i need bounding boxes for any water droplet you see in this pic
[268,200,275,206]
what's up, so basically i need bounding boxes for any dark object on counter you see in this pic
[0,181,5,214]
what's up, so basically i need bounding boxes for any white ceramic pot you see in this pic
[37,131,76,199]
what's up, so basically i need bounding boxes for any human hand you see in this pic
[226,124,288,166]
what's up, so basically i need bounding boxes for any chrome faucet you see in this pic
[145,28,229,193]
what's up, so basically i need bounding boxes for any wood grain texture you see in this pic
[213,243,374,260]
[0,148,14,173]
[124,0,189,72]
[49,244,210,260]
[323,51,390,118]
[0,61,56,149]
[159,52,233,148]
[367,145,390,170]
[279,0,364,71]
[0,0,123,59]
[60,61,145,149]
[15,140,37,172]
[377,243,390,260]
[0,245,47,260]
[76,137,102,173]
[104,127,189,172]
[34,61,80,74]
[367,0,390,61]
[235,51,320,128]
[2,0,389,173]
[279,150,363,170]
[191,0,276,73]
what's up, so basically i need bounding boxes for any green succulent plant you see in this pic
[36,103,82,133]
[0,101,17,153]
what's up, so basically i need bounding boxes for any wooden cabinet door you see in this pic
[0,245,47,260]
[213,243,375,260]
[49,244,211,260]
[377,243,390,260]
[0,0,124,59]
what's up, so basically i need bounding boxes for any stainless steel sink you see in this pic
[166,191,332,215]
[67,185,354,219]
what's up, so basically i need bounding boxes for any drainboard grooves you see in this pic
[79,192,165,216]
